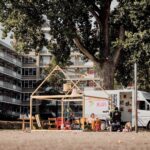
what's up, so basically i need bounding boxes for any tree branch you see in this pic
[73,36,99,64]
[100,0,111,57]
[113,25,125,66]
[91,3,101,14]
[90,10,100,24]
[83,0,101,14]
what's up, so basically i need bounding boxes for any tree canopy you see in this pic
[0,0,149,90]
[114,0,150,90]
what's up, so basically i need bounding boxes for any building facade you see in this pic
[0,41,22,119]
[0,40,100,118]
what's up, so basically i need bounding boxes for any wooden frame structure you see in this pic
[29,65,111,131]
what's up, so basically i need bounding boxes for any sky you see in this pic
[111,0,118,10]
[0,0,118,46]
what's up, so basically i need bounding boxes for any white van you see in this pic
[84,89,150,129]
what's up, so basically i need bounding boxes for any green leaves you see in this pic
[0,0,47,53]
[0,0,149,90]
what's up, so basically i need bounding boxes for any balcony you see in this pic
[0,66,21,79]
[0,52,22,67]
[22,75,36,80]
[7,110,20,117]
[0,81,22,92]
[0,95,21,105]
[22,101,41,106]
[22,88,35,93]
[39,62,50,67]
[64,73,100,81]
[22,63,36,68]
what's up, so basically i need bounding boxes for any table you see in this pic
[18,115,35,131]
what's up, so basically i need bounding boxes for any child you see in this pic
[88,113,96,130]
[95,118,101,131]
[123,122,132,132]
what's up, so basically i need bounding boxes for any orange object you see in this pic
[91,121,95,130]
[95,119,101,131]
[56,117,65,129]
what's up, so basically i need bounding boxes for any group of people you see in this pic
[110,106,132,132]
[49,106,131,131]
[65,112,101,131]
[87,113,101,131]
[85,106,132,132]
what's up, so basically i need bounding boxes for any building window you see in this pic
[22,93,31,101]
[22,68,36,76]
[22,80,36,88]
[25,68,28,75]
[23,57,36,64]
[29,81,32,88]
[24,81,28,88]
[29,68,33,75]
[33,68,36,75]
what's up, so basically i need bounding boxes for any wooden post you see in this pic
[29,98,32,130]
[22,114,25,131]
[82,95,85,130]
[61,99,64,129]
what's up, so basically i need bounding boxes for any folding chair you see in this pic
[35,114,43,129]
[48,118,57,129]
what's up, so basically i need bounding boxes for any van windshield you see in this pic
[146,99,150,104]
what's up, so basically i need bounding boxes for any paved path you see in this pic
[0,130,150,150]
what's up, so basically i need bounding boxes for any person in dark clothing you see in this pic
[110,106,121,131]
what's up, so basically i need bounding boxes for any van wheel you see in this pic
[147,122,150,130]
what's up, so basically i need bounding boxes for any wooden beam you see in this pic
[61,100,64,129]
[31,65,59,96]
[63,99,83,102]
[31,94,83,99]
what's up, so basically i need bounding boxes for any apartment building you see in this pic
[0,40,22,119]
[21,52,39,115]
[0,39,100,118]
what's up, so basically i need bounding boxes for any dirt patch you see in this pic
[0,130,150,150]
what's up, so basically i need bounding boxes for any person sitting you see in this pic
[68,112,75,129]
[87,113,96,130]
[65,119,71,130]
[95,118,101,131]
[110,106,121,131]
[123,122,132,132]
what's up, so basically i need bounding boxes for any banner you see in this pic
[85,96,109,118]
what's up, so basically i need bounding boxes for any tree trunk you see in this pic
[95,61,115,90]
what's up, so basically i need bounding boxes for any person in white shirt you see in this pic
[88,113,96,130]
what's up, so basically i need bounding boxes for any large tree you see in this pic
[0,0,149,90]
[114,0,150,91]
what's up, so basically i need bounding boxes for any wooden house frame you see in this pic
[29,65,111,130]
